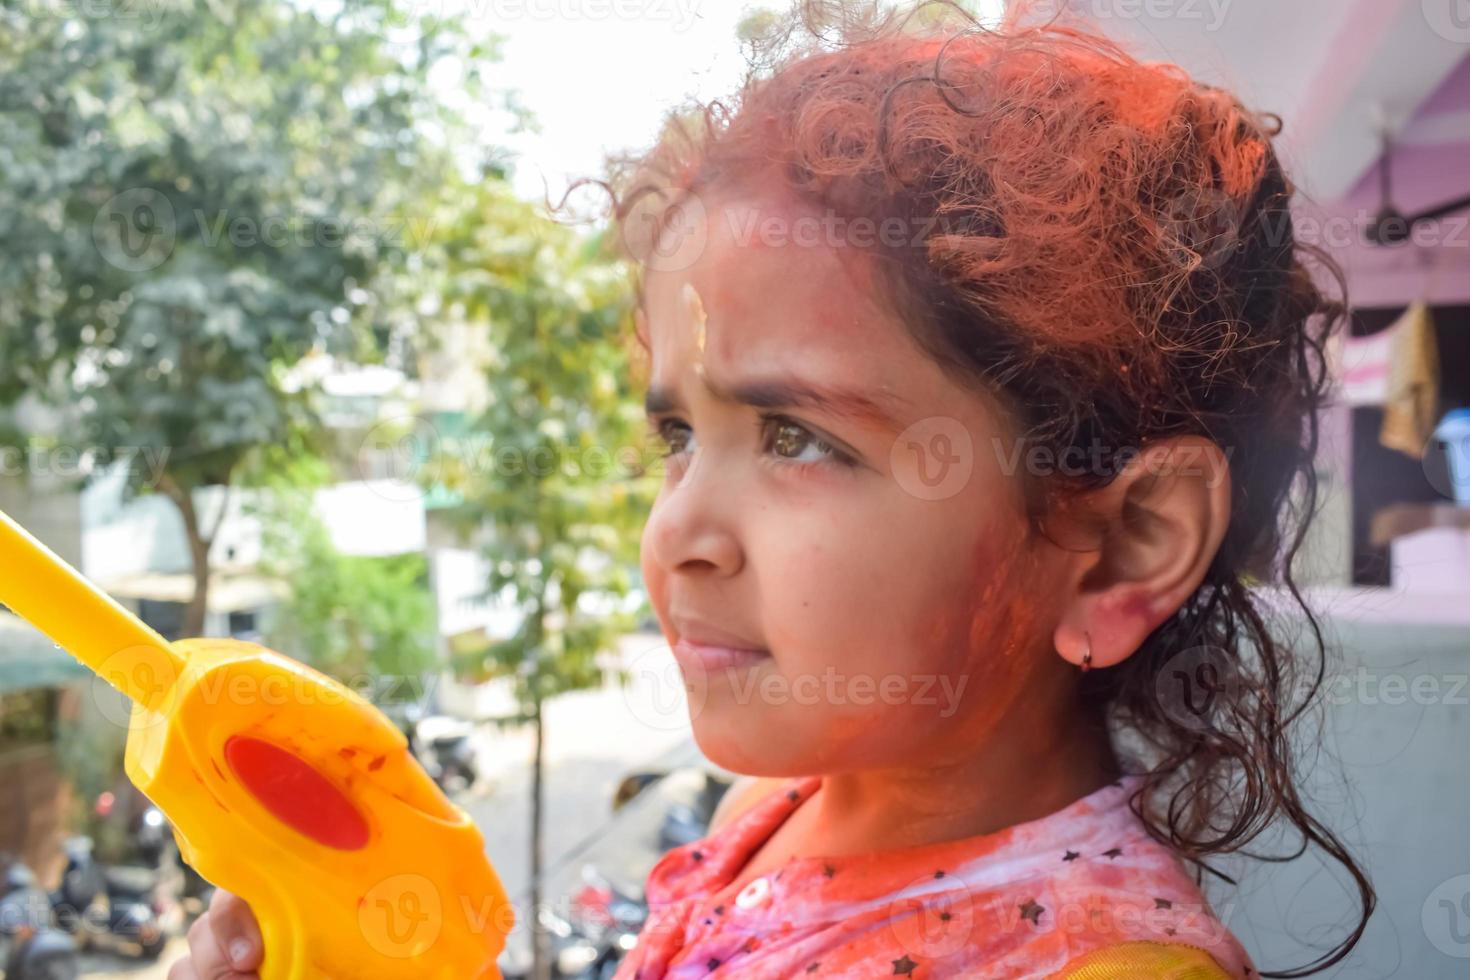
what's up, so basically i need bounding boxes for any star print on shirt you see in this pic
[620,773,1258,979]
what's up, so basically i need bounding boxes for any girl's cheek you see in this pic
[963,534,1056,720]
[639,526,673,638]
[914,521,1037,676]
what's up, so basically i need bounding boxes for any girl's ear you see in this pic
[1052,435,1232,671]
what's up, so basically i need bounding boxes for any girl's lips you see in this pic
[672,637,771,672]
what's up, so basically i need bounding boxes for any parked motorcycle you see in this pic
[415,711,480,791]
[49,835,173,960]
[500,893,638,980]
[498,756,734,980]
[383,699,480,792]
[134,804,214,920]
[562,865,647,979]
[0,858,80,980]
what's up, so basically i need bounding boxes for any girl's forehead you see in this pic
[637,200,1000,442]
[641,200,906,366]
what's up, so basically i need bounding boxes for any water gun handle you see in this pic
[0,508,513,979]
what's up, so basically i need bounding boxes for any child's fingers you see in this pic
[165,956,201,980]
[166,957,253,980]
[205,888,265,972]
[177,912,257,980]
[166,955,258,980]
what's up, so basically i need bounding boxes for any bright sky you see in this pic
[474,1,763,211]
[456,0,1005,214]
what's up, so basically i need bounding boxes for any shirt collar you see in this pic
[648,773,1155,928]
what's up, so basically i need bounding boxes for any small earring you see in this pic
[1079,634,1093,674]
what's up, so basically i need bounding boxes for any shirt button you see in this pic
[736,875,771,910]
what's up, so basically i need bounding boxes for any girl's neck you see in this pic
[810,725,1120,861]
[728,699,1118,889]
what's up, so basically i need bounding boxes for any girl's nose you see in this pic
[644,450,745,578]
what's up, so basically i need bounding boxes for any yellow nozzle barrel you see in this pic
[0,506,184,710]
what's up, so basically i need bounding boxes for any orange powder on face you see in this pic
[950,521,1046,728]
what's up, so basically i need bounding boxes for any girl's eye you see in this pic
[761,416,854,467]
[650,418,693,457]
[646,414,856,469]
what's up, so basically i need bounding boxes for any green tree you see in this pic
[253,459,436,687]
[0,0,505,634]
[429,176,653,980]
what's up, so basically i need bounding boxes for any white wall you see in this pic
[81,463,428,581]
[1210,618,1470,978]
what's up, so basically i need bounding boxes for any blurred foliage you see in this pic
[252,456,436,686]
[419,174,654,980]
[0,688,58,748]
[53,702,132,861]
[3,16,653,959]
[426,177,654,707]
[0,0,510,632]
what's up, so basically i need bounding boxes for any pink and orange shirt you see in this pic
[612,774,1257,978]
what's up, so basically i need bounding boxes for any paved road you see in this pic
[83,631,692,978]
[77,944,183,980]
[465,631,692,903]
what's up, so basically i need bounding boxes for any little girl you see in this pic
[173,2,1373,977]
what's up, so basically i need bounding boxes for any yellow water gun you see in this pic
[0,506,512,979]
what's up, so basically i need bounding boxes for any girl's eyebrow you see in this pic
[645,372,909,434]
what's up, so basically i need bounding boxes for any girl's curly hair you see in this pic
[575,1,1375,974]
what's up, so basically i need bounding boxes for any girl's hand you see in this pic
[168,888,264,980]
